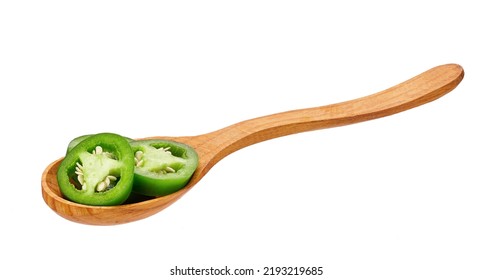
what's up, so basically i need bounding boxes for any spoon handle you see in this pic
[200,64,464,166]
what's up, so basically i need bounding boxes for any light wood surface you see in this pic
[42,64,464,225]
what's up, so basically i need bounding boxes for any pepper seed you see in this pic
[96,181,107,192]
[165,166,175,173]
[95,146,103,155]
[77,174,84,185]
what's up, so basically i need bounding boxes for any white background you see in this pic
[1,1,492,279]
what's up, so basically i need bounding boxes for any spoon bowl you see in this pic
[42,64,464,225]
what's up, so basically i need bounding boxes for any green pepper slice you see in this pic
[130,139,199,196]
[57,133,134,206]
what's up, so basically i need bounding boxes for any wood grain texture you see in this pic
[41,64,464,225]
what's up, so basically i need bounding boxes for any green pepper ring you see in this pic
[130,139,199,197]
[57,133,135,206]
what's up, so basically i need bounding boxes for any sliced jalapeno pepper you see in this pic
[130,139,199,196]
[57,133,134,206]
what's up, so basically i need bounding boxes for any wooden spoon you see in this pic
[42,64,464,225]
